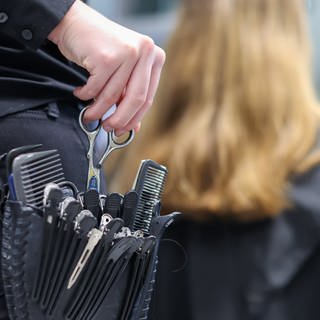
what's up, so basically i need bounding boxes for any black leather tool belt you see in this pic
[0,147,179,320]
[1,191,178,320]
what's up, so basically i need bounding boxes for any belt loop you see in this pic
[45,102,60,119]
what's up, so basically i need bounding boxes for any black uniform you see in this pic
[151,164,320,320]
[0,0,90,189]
[0,1,90,318]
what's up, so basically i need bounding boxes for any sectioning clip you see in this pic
[74,210,98,235]
[99,213,113,232]
[67,228,103,289]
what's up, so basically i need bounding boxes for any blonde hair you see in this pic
[109,0,320,220]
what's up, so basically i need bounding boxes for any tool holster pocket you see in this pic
[1,197,179,320]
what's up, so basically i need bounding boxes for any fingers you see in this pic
[134,122,142,133]
[83,59,137,123]
[104,44,154,128]
[73,54,122,102]
[52,0,166,132]
[113,48,166,135]
[105,44,166,133]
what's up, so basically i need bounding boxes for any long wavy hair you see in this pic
[109,0,320,220]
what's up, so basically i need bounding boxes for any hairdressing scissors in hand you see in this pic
[79,106,134,192]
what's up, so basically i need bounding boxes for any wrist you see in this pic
[47,0,84,45]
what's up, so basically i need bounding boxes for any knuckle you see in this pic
[140,36,155,54]
[132,93,146,106]
[125,44,139,59]
[98,51,115,66]
[82,57,94,72]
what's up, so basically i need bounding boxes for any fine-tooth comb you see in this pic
[11,150,65,207]
[132,159,167,234]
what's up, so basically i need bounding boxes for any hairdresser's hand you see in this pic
[48,0,165,135]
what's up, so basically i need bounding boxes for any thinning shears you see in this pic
[79,106,134,192]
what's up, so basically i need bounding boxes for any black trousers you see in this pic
[0,102,89,190]
[0,102,90,319]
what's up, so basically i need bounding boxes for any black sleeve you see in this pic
[0,0,76,50]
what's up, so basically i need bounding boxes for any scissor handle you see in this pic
[78,107,101,136]
[98,129,135,167]
[109,129,135,148]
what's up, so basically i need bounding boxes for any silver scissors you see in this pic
[79,106,134,192]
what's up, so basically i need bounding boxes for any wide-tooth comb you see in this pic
[12,150,65,207]
[132,159,167,234]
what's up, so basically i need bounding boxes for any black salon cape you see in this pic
[152,164,320,320]
[0,0,88,117]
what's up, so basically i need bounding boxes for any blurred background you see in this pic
[88,0,180,47]
[306,0,320,98]
[88,0,320,96]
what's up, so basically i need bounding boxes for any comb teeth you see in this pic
[132,160,167,234]
[12,150,65,207]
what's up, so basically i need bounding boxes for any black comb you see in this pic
[132,159,167,234]
[11,150,65,207]
[6,144,42,178]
